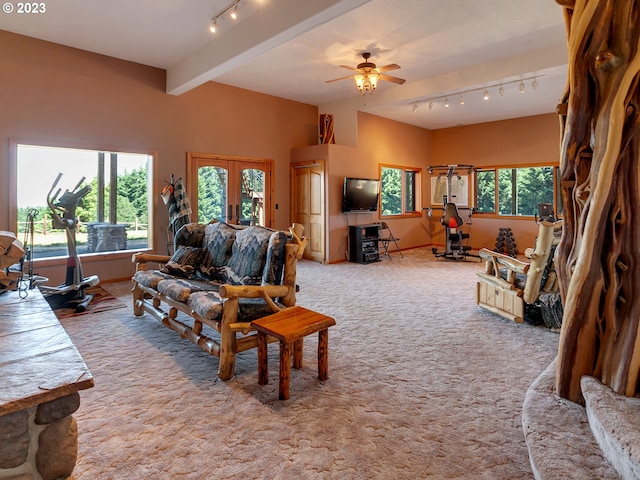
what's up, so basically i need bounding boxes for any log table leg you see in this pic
[293,338,303,369]
[318,329,329,381]
[279,341,292,400]
[257,331,268,385]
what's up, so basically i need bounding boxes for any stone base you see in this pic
[0,393,79,480]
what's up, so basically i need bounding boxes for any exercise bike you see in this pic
[39,173,99,312]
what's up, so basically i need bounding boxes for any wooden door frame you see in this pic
[290,159,326,263]
[187,152,274,227]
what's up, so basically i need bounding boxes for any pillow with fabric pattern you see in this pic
[161,245,204,278]
[201,222,237,270]
[226,226,271,284]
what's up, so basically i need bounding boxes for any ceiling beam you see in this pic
[167,0,371,96]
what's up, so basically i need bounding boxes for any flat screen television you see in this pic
[342,177,380,213]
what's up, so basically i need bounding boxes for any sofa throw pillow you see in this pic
[226,226,272,284]
[262,231,288,285]
[161,245,204,278]
[201,222,237,268]
[174,223,206,248]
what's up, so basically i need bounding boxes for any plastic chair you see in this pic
[378,222,403,259]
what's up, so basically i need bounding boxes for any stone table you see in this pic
[0,287,94,480]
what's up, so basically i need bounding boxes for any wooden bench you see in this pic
[251,306,335,400]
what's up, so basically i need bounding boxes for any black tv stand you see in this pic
[349,224,380,264]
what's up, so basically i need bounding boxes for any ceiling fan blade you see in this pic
[325,75,354,84]
[379,74,406,85]
[377,63,401,73]
[339,65,358,71]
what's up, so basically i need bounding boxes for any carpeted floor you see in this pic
[61,248,559,479]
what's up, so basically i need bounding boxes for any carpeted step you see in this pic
[582,376,640,480]
[522,358,619,480]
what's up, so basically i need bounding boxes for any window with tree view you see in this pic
[16,144,151,259]
[380,165,420,216]
[475,166,556,216]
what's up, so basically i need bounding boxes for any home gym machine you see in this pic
[39,173,99,312]
[426,164,480,261]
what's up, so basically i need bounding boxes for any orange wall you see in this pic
[0,30,318,283]
[431,114,561,251]
[0,29,561,280]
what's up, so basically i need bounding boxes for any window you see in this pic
[475,166,557,216]
[15,144,152,259]
[380,165,421,216]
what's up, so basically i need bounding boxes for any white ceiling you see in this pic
[0,0,569,130]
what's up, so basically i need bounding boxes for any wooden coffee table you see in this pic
[251,306,335,400]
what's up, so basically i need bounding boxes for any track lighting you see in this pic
[410,75,543,113]
[209,0,243,34]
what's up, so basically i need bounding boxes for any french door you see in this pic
[187,153,273,227]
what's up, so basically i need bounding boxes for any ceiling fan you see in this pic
[326,52,406,94]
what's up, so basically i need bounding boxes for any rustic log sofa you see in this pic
[131,221,307,380]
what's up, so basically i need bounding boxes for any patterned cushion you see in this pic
[174,223,206,248]
[133,270,174,289]
[226,227,273,284]
[160,246,204,278]
[156,278,217,303]
[262,231,287,285]
[187,291,224,320]
[200,222,237,277]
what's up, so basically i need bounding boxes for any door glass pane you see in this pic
[239,168,265,226]
[197,166,228,223]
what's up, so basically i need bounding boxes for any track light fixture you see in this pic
[411,75,543,112]
[209,0,242,34]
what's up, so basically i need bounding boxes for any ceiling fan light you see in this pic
[354,74,366,94]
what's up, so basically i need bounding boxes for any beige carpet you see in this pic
[60,248,559,479]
